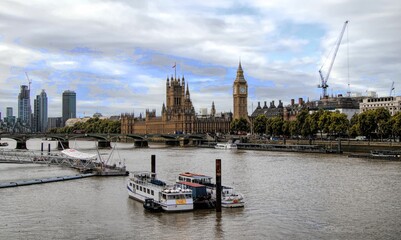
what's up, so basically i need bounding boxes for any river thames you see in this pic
[1,141,401,239]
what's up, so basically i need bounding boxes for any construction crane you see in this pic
[318,20,349,98]
[390,81,395,96]
[25,72,32,90]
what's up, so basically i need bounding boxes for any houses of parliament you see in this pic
[120,62,249,134]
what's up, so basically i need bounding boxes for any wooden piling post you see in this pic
[216,159,222,212]
[151,155,156,176]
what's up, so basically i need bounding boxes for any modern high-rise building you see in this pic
[4,107,15,126]
[62,90,76,126]
[18,85,32,128]
[6,107,13,118]
[33,89,48,132]
[48,117,63,130]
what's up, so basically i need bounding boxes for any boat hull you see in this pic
[221,201,245,208]
[127,177,193,212]
[143,199,163,212]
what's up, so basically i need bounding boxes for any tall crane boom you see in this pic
[25,72,32,90]
[390,81,395,96]
[318,20,349,98]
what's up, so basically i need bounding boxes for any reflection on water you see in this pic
[1,145,401,239]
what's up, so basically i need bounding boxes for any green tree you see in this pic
[296,109,309,137]
[349,113,360,137]
[358,110,376,138]
[270,117,284,136]
[329,112,349,137]
[391,112,401,141]
[374,108,391,140]
[266,118,273,136]
[310,110,323,137]
[282,120,291,137]
[253,115,268,134]
[289,120,298,138]
[51,118,121,134]
[231,117,250,134]
[318,111,332,137]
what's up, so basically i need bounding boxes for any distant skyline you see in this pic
[1,0,400,117]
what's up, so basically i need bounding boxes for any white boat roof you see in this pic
[61,149,97,160]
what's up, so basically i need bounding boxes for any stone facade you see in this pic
[120,74,233,134]
[233,62,248,120]
[360,96,401,116]
[251,100,284,119]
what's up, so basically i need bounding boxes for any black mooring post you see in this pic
[216,159,222,212]
[151,155,156,177]
[41,142,44,155]
[48,143,51,154]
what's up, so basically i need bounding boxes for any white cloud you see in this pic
[1,0,400,117]
[48,61,78,70]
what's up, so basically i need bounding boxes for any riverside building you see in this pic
[62,90,76,126]
[33,89,48,132]
[121,63,249,134]
[17,85,32,130]
[360,96,401,116]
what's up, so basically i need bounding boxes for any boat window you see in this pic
[129,183,132,187]
[147,189,150,194]
[151,190,154,195]
[140,186,142,191]
[136,185,139,190]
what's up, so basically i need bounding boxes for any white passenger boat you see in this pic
[127,171,193,212]
[214,142,237,150]
[221,186,245,208]
[177,172,245,208]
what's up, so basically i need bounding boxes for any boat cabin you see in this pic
[178,181,208,199]
[177,172,213,185]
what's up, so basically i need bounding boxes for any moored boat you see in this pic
[177,172,245,208]
[221,186,245,208]
[127,171,193,212]
[143,198,163,212]
[215,142,237,150]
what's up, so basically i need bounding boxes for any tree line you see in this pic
[231,108,401,140]
[49,117,121,134]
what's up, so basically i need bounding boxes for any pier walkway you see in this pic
[0,173,96,188]
[0,149,98,169]
[0,149,128,188]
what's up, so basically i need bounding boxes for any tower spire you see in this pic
[186,83,190,98]
[235,60,245,82]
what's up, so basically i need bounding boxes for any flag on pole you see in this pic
[172,63,176,68]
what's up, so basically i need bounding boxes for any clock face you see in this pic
[240,86,246,93]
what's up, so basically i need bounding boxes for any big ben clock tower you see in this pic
[233,61,248,120]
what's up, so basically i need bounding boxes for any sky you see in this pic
[0,0,400,118]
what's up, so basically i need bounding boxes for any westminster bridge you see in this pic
[0,133,209,149]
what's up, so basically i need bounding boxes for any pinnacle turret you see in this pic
[234,61,246,82]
